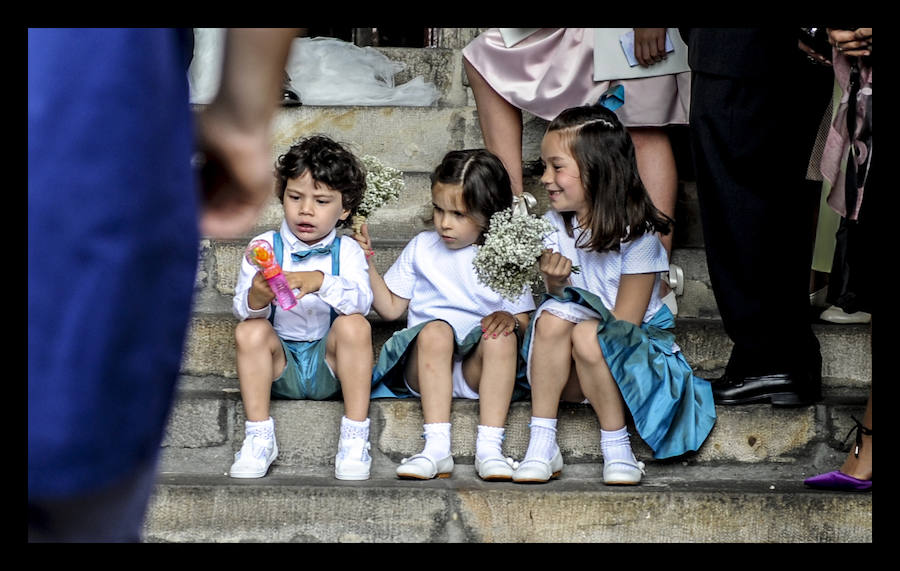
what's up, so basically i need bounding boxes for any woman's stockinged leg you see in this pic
[326,314,373,422]
[464,58,525,197]
[234,319,286,422]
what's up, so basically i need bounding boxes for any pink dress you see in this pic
[463,28,690,127]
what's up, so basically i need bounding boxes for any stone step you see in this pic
[144,464,871,542]
[161,382,866,474]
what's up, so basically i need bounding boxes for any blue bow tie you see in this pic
[291,241,337,262]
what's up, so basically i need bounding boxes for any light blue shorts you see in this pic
[271,337,339,400]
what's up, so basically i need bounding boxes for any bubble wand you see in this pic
[245,239,297,311]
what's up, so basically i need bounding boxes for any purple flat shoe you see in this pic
[804,470,872,492]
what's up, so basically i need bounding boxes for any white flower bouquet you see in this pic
[353,154,405,234]
[473,208,554,301]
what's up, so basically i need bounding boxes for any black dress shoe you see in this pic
[712,372,818,407]
[282,87,302,107]
[281,70,302,107]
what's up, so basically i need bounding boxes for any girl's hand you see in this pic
[352,222,375,259]
[481,311,518,339]
[284,270,324,299]
[828,28,872,57]
[633,28,667,67]
[540,249,573,294]
[247,271,275,310]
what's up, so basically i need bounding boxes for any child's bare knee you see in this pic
[534,312,571,340]
[480,331,517,356]
[235,319,275,349]
[571,321,603,363]
[332,314,372,345]
[417,321,454,352]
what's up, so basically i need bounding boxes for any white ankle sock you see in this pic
[421,422,452,460]
[476,425,505,461]
[601,426,636,464]
[340,416,370,442]
[524,417,558,462]
[246,417,275,441]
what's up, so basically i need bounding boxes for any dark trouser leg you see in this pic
[690,71,822,394]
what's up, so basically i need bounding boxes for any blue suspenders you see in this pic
[269,232,341,324]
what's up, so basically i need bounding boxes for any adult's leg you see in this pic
[629,126,677,257]
[464,58,525,197]
[690,70,821,392]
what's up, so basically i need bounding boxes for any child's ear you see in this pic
[339,208,351,221]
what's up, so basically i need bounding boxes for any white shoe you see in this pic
[661,264,684,316]
[229,434,278,479]
[396,454,454,480]
[819,305,871,324]
[475,456,518,481]
[512,449,563,483]
[663,264,684,296]
[602,458,645,485]
[335,438,372,481]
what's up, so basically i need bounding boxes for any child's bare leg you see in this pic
[327,314,374,480]
[235,319,286,422]
[406,321,455,424]
[326,314,373,422]
[571,320,627,430]
[396,321,456,474]
[462,334,518,427]
[464,58,525,197]
[572,320,642,482]
[529,313,577,418]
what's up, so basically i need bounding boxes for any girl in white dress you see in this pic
[354,149,536,481]
[513,104,716,485]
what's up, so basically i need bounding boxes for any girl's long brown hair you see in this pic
[547,104,672,252]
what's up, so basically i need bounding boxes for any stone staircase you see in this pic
[144,38,872,542]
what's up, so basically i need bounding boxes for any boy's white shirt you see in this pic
[542,210,668,324]
[233,219,373,342]
[384,230,536,341]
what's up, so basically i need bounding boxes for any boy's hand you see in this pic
[248,271,275,310]
[285,270,325,299]
[481,311,518,339]
[540,249,573,294]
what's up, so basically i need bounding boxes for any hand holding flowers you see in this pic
[473,208,554,301]
[353,154,405,234]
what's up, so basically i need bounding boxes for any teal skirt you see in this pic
[522,287,717,459]
[371,319,529,400]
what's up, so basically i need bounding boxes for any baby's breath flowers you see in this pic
[353,154,405,234]
[473,208,554,301]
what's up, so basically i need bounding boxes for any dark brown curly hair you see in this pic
[274,135,367,228]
